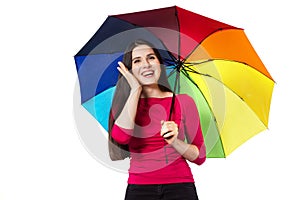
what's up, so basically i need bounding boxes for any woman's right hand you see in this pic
[117,61,141,92]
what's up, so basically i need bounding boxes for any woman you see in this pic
[108,39,206,200]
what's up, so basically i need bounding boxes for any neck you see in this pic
[141,84,162,98]
[141,84,172,98]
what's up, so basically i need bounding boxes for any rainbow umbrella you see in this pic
[74,6,274,158]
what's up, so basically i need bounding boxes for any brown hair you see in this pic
[108,39,172,160]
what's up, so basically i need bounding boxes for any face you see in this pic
[131,44,161,86]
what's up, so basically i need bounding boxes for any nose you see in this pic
[141,59,151,68]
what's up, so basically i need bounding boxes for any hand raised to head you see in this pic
[117,61,141,92]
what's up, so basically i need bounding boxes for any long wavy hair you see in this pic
[108,39,173,160]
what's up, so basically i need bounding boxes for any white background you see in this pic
[1,0,299,199]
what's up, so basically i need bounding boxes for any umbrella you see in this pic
[74,6,274,158]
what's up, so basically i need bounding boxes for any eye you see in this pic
[149,55,156,60]
[133,59,140,64]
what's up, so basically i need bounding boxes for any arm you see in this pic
[115,61,141,129]
[115,88,141,129]
[111,62,141,144]
[161,121,203,163]
[161,95,206,165]
[171,138,201,162]
[181,95,206,165]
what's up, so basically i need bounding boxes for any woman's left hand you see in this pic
[160,121,178,145]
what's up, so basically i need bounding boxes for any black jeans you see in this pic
[124,182,199,200]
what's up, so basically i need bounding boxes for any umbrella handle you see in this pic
[168,92,176,121]
[162,131,174,140]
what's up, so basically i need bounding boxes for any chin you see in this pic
[141,81,157,86]
[140,77,160,86]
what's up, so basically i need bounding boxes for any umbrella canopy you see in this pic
[74,6,274,158]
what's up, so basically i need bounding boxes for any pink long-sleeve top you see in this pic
[111,94,206,184]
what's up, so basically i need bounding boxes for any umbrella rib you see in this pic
[185,59,275,82]
[184,27,241,59]
[167,67,177,79]
[184,59,213,66]
[175,7,181,60]
[180,67,220,123]
[183,65,247,101]
[180,67,226,156]
[183,64,270,128]
[184,57,276,94]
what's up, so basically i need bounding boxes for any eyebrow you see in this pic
[132,56,140,61]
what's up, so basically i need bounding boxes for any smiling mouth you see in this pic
[141,70,154,78]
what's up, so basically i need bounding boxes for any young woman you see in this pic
[108,39,206,200]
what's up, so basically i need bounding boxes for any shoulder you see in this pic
[175,94,197,111]
[175,94,199,120]
[176,94,195,104]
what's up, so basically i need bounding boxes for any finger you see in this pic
[161,122,174,136]
[161,121,171,128]
[161,126,176,137]
[118,61,128,72]
[161,127,170,136]
[161,123,171,133]
[160,128,167,136]
[163,121,177,126]
[161,127,178,137]
[162,122,177,131]
[117,66,125,76]
[117,62,127,75]
[160,121,166,136]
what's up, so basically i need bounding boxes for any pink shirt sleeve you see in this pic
[181,95,206,165]
[111,124,133,144]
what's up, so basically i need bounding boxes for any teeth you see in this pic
[142,71,154,77]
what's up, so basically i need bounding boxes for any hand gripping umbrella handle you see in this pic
[162,92,176,140]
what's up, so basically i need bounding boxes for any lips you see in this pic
[141,70,154,77]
